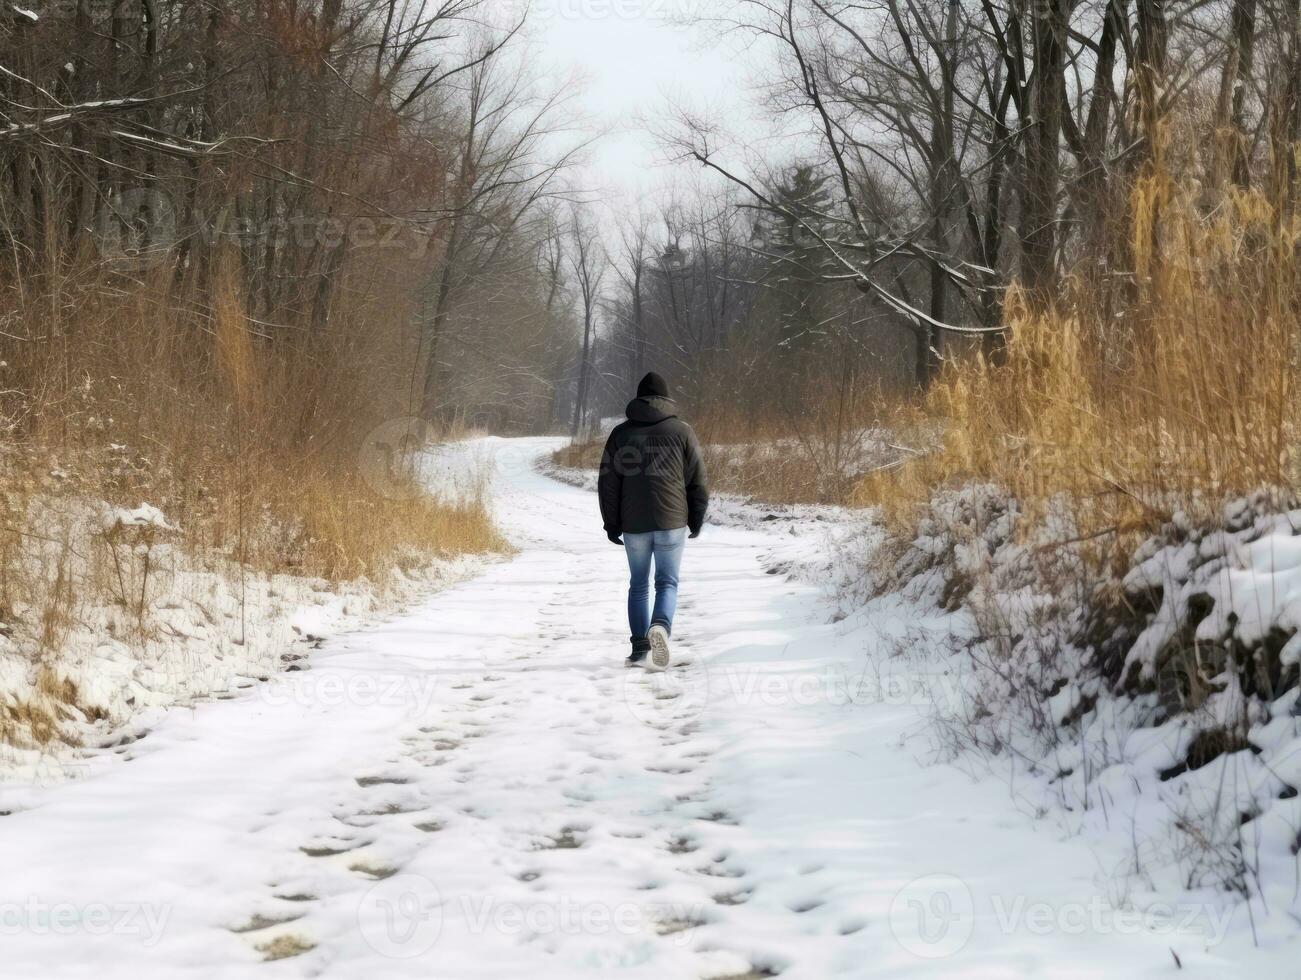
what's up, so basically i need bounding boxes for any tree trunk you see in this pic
[1021,0,1068,298]
[571,319,593,438]
[1080,0,1125,252]
[1225,0,1259,188]
[1134,0,1168,144]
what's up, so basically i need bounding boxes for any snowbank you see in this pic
[0,457,495,781]
[849,485,1301,951]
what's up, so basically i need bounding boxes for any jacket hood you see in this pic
[625,395,677,424]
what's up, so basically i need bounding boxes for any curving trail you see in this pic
[0,438,1246,979]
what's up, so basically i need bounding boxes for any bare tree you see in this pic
[612,207,654,385]
[414,39,587,421]
[568,205,607,438]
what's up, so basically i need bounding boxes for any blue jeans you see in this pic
[624,527,687,649]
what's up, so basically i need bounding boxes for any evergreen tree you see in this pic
[754,166,835,353]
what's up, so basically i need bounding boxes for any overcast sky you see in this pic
[523,0,760,211]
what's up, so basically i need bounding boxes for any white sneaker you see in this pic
[647,624,671,671]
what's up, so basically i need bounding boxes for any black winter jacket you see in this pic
[598,396,709,536]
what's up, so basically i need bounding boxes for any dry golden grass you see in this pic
[551,435,844,504]
[551,438,603,473]
[0,262,501,747]
[554,397,901,506]
[5,260,500,581]
[557,165,1300,575]
[695,442,854,505]
[856,175,1299,562]
[264,468,501,581]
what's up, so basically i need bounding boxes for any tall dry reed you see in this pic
[0,257,500,746]
[857,175,1299,559]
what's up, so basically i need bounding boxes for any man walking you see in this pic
[598,372,709,669]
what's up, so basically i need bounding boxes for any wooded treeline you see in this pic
[4,0,1300,444]
[576,0,1301,432]
[0,0,587,435]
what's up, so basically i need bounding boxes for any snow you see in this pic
[0,439,1296,976]
[105,502,176,532]
[0,491,486,776]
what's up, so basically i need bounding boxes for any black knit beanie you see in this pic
[636,371,669,398]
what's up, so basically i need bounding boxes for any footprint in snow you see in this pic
[536,827,584,850]
[299,839,365,857]
[654,911,708,936]
[696,862,746,879]
[227,911,304,934]
[713,891,752,906]
[696,810,739,825]
[646,764,694,775]
[350,861,401,880]
[99,728,149,749]
[356,801,425,816]
[355,775,409,787]
[788,898,824,914]
[256,934,316,961]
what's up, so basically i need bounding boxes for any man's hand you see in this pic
[607,532,623,546]
[688,529,700,539]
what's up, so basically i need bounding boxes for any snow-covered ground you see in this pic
[0,438,1295,977]
[0,484,487,777]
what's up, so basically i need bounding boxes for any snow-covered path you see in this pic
[0,438,1272,978]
